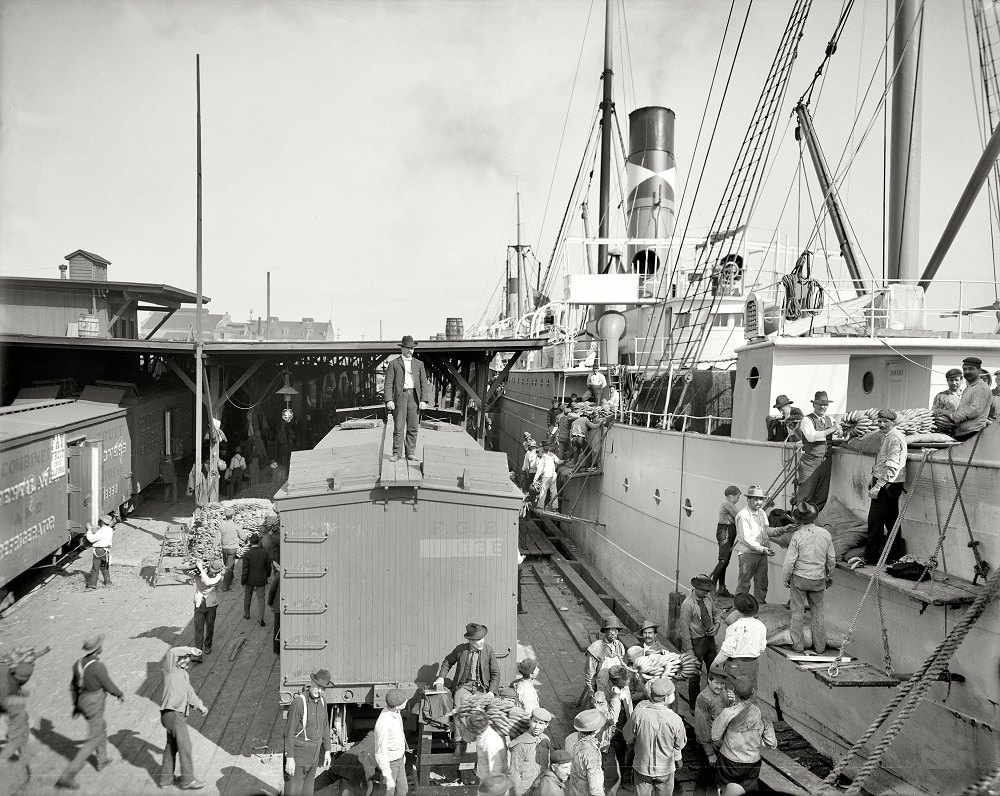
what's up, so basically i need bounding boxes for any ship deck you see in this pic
[0,493,826,795]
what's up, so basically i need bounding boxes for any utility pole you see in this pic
[194,54,204,486]
[266,271,271,340]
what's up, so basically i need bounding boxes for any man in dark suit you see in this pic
[384,334,433,462]
[433,623,501,754]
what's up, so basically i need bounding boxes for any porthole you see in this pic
[862,371,875,394]
[748,366,760,389]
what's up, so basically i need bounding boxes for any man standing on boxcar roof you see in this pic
[384,335,432,462]
[434,623,501,755]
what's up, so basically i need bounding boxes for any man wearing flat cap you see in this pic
[938,356,993,441]
[56,635,124,790]
[679,575,721,709]
[623,678,686,796]
[567,709,606,795]
[794,390,840,511]
[584,615,626,700]
[435,623,501,752]
[384,335,432,462]
[534,749,572,794]
[765,395,794,442]
[782,502,835,653]
[479,773,515,796]
[863,409,908,566]
[509,707,553,795]
[374,689,408,795]
[932,368,964,413]
[285,668,333,796]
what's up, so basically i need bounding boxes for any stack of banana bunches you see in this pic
[840,408,935,439]
[456,694,531,738]
[634,651,701,683]
[163,498,278,563]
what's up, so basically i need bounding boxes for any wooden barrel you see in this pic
[445,318,464,340]
[78,314,99,338]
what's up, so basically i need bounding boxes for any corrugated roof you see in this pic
[0,400,127,447]
[278,421,520,500]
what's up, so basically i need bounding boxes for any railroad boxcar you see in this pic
[0,400,131,590]
[274,420,522,748]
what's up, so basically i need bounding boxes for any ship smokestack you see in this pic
[625,107,676,278]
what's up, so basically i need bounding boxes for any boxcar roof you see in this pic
[0,399,127,447]
[277,421,521,501]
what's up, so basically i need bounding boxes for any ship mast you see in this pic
[597,0,614,276]
[887,0,922,283]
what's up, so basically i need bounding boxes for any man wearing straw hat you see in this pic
[583,615,626,701]
[794,390,840,511]
[56,635,124,790]
[384,335,432,462]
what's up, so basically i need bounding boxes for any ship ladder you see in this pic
[819,566,1000,796]
[532,420,615,522]
[762,441,800,510]
[920,432,992,594]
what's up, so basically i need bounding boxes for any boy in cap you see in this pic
[567,709,605,796]
[533,749,572,794]
[240,532,272,626]
[864,410,907,567]
[622,678,687,796]
[191,559,224,658]
[938,356,993,441]
[583,615,626,700]
[84,515,115,590]
[435,623,501,753]
[711,594,767,691]
[465,709,507,780]
[783,502,835,653]
[374,688,408,795]
[679,575,721,708]
[284,669,333,795]
[710,486,741,597]
[158,646,209,790]
[710,679,776,794]
[931,369,965,413]
[508,707,553,795]
[694,664,731,781]
[512,659,540,714]
[734,487,792,604]
[56,635,124,790]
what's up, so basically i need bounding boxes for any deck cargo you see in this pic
[0,400,131,588]
[274,421,522,745]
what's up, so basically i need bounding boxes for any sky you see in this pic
[2,0,997,340]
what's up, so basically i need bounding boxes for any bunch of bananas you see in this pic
[840,408,879,439]
[634,651,681,680]
[677,652,702,679]
[894,408,934,435]
[455,694,531,737]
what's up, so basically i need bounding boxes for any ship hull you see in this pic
[499,374,1000,795]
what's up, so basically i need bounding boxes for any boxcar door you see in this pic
[67,443,100,533]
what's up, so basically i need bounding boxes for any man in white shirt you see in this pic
[520,442,540,492]
[191,559,224,659]
[733,486,791,604]
[85,515,115,590]
[466,710,507,781]
[711,593,767,691]
[374,689,408,795]
[587,364,608,405]
[533,443,563,510]
[782,503,835,653]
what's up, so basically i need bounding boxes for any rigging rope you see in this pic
[799,0,857,106]
[823,566,1000,796]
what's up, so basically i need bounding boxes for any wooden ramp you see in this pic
[768,645,900,688]
[834,560,986,607]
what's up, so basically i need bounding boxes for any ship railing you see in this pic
[614,409,731,435]
[780,278,1000,338]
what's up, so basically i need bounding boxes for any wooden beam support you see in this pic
[143,309,176,341]
[483,350,522,405]
[219,359,266,405]
[163,356,212,411]
[423,354,479,403]
[107,297,136,333]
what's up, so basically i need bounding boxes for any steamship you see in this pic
[485,1,1000,793]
